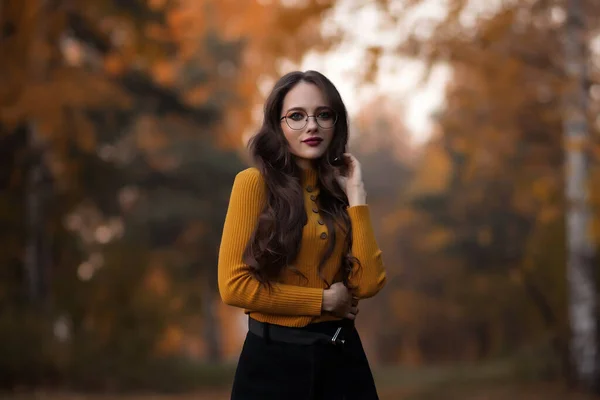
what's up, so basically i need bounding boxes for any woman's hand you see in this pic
[322,282,359,320]
[334,153,367,207]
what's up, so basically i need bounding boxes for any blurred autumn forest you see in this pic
[1,0,600,396]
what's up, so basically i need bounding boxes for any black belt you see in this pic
[248,317,348,346]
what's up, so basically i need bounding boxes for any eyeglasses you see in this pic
[280,109,338,130]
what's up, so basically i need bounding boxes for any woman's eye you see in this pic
[318,111,333,119]
[289,112,305,121]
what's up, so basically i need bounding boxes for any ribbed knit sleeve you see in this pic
[347,205,387,299]
[217,168,324,316]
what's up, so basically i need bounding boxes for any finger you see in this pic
[343,153,359,165]
[342,153,359,176]
[335,176,348,189]
[345,307,359,320]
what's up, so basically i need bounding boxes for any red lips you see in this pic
[302,137,323,147]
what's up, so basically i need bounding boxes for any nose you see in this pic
[306,116,319,132]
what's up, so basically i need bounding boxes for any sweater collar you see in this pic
[300,167,318,188]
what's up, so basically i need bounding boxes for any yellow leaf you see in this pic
[408,142,452,195]
[419,227,453,251]
[135,116,168,152]
[72,110,96,152]
[144,266,169,297]
[156,325,183,355]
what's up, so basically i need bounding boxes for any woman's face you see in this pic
[280,81,336,169]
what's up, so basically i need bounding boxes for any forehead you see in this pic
[282,81,329,111]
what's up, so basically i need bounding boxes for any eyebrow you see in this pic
[284,105,331,113]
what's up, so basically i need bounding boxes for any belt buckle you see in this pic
[331,327,345,346]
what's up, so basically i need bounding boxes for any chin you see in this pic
[297,150,327,160]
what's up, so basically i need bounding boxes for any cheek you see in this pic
[323,130,335,147]
[282,127,302,154]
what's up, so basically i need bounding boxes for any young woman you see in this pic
[218,70,386,399]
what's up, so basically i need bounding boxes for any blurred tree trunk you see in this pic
[25,123,44,304]
[201,267,221,362]
[562,0,598,391]
[25,122,54,307]
[24,0,52,307]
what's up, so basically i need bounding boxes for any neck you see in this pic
[295,158,315,171]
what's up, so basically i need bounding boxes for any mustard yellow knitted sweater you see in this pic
[217,167,386,327]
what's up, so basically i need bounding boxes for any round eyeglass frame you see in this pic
[280,110,338,130]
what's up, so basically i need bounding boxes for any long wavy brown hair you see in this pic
[243,70,358,289]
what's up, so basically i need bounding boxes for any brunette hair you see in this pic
[243,70,358,288]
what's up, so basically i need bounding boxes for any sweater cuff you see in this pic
[347,204,372,226]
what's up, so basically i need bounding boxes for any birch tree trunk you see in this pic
[562,0,598,390]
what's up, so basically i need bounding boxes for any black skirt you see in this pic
[230,317,379,400]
